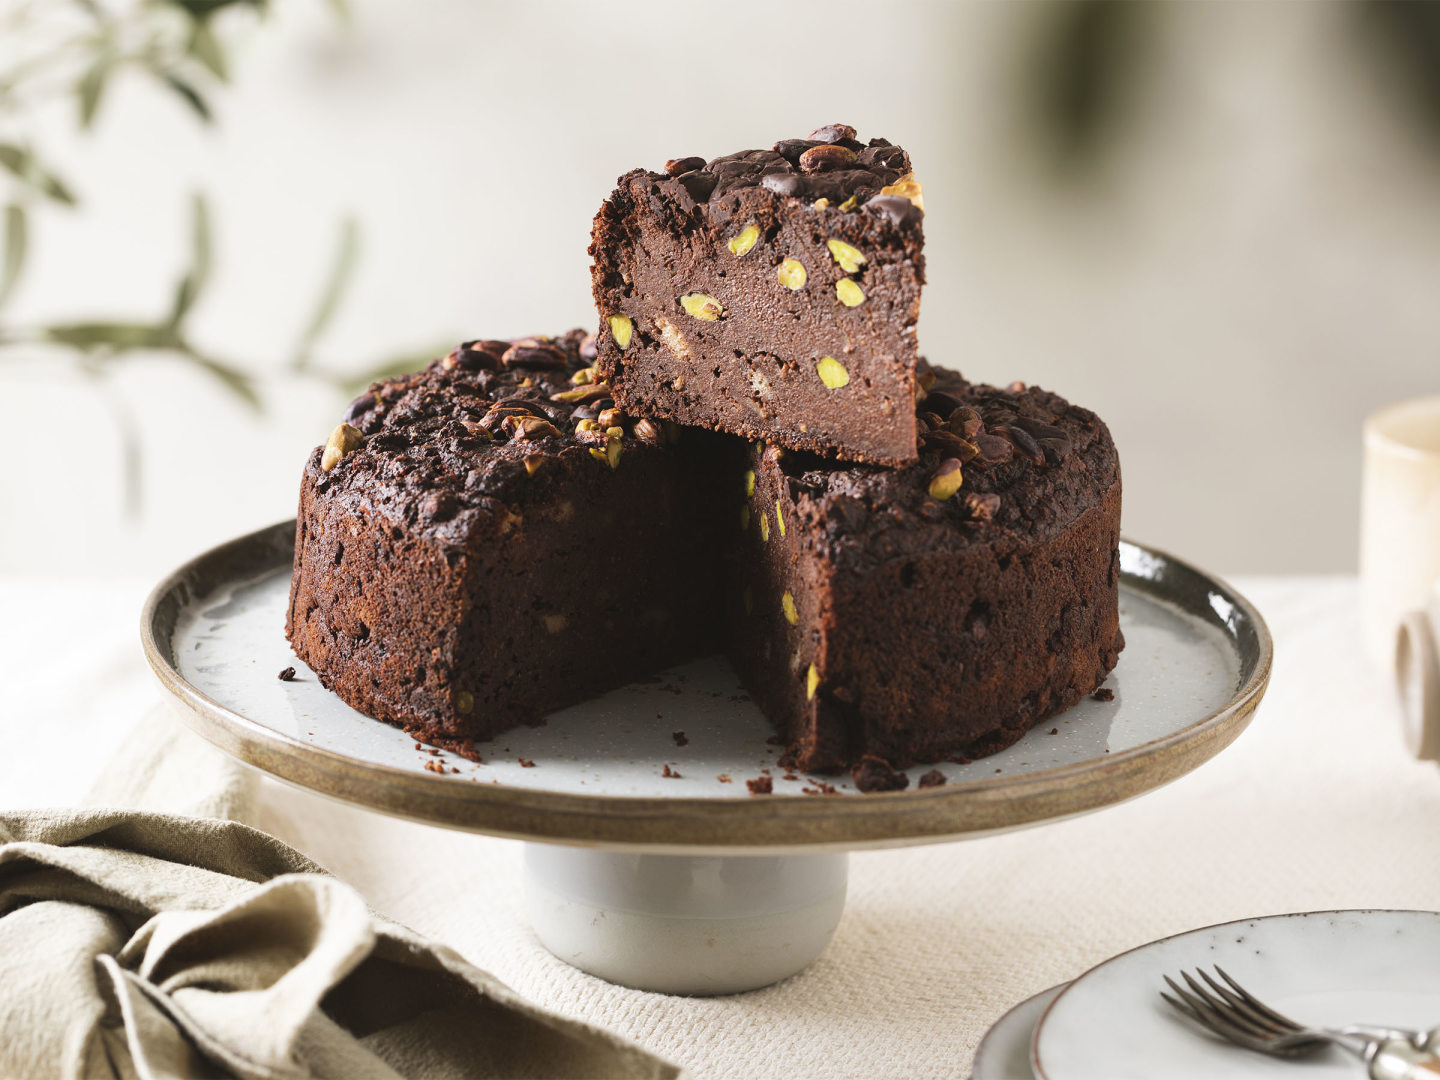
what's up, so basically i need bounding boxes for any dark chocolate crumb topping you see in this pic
[653,124,919,224]
[307,328,681,532]
[767,362,1117,566]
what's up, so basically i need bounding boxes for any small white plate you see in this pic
[1033,909,1440,1079]
[973,983,1067,1080]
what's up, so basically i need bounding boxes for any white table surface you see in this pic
[5,573,1440,1080]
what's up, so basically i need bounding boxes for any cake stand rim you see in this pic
[140,519,1272,853]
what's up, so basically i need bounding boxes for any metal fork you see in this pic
[1160,965,1440,1078]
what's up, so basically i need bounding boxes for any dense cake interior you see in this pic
[591,124,926,466]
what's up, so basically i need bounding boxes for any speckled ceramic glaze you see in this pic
[1033,910,1440,1080]
[142,522,1271,853]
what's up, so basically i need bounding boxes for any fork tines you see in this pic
[1160,965,1324,1054]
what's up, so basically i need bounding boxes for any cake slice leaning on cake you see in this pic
[590,123,925,466]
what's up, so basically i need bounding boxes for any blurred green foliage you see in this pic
[0,0,447,513]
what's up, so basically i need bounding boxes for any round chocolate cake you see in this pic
[286,333,1122,784]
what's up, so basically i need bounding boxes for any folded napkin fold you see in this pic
[0,808,682,1080]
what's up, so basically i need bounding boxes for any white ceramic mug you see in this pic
[1396,581,1440,763]
[1360,395,1440,672]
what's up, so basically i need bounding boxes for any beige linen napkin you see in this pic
[1,775,681,1080]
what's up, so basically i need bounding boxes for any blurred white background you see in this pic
[2,0,1437,579]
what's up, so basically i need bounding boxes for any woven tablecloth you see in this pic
[6,575,1440,1079]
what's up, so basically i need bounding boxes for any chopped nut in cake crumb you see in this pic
[746,775,773,795]
[918,769,946,789]
[1092,688,1115,702]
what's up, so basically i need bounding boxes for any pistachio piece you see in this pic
[740,505,751,530]
[781,591,799,625]
[812,198,830,210]
[570,365,596,386]
[607,314,633,349]
[523,454,545,476]
[776,258,807,290]
[598,407,624,429]
[550,382,612,404]
[760,513,770,542]
[604,426,624,438]
[605,434,623,469]
[928,458,965,501]
[806,663,820,701]
[456,690,474,714]
[835,278,865,307]
[632,418,663,444]
[880,172,925,212]
[575,418,602,433]
[799,143,857,173]
[826,239,866,273]
[744,469,756,496]
[775,501,786,537]
[321,423,364,472]
[965,491,1001,522]
[728,224,760,257]
[511,416,562,441]
[838,195,858,212]
[680,293,724,321]
[815,356,850,389]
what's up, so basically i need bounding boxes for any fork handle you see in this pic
[1371,1039,1440,1080]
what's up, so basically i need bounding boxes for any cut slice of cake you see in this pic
[590,123,926,467]
[726,364,1124,775]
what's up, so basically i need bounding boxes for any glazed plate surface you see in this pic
[1033,910,1440,1079]
[142,522,1270,851]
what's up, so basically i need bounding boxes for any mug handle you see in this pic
[1396,610,1440,762]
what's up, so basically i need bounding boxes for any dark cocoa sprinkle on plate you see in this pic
[1092,687,1115,702]
[1050,728,1059,735]
[278,666,296,681]
[746,775,774,796]
[918,769,947,789]
[672,731,689,747]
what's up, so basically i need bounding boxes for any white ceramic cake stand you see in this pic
[142,523,1270,996]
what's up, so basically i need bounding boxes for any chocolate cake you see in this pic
[286,330,730,745]
[727,364,1123,774]
[590,123,925,466]
[287,337,1123,775]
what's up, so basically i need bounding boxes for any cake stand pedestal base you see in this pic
[524,845,848,995]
